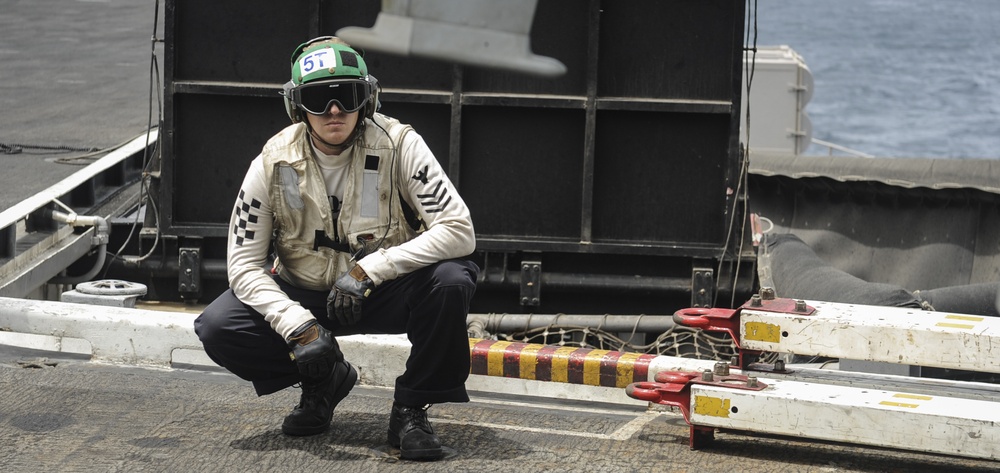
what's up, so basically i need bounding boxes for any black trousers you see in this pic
[194,259,479,406]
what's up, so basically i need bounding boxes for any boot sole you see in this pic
[281,362,358,436]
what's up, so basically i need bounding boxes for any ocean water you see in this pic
[752,0,1000,159]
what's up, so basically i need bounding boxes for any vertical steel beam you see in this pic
[448,65,464,187]
[579,0,601,244]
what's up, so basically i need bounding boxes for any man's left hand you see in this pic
[328,265,375,326]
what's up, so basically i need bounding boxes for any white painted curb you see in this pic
[0,297,717,407]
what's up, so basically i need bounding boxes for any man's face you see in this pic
[305,103,359,153]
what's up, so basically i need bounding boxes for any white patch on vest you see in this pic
[278,165,304,209]
[361,169,379,217]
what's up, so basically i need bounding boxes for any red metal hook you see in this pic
[626,369,768,449]
[672,307,742,348]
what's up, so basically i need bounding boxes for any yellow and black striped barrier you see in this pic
[469,338,657,389]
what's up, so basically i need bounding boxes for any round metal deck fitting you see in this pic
[75,279,148,296]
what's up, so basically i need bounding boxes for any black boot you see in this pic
[281,360,357,436]
[388,402,443,461]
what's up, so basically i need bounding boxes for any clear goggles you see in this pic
[292,78,371,115]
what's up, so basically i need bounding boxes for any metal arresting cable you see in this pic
[0,142,106,162]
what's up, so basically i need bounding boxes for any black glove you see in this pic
[328,265,375,326]
[287,320,342,378]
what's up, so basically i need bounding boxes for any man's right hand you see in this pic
[286,320,342,378]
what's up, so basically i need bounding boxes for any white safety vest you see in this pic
[261,118,418,291]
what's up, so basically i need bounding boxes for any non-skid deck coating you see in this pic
[0,0,160,213]
[1,346,998,472]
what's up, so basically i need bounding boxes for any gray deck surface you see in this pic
[0,0,160,212]
[1,2,999,472]
[2,346,998,472]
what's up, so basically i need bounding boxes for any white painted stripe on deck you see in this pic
[431,411,667,441]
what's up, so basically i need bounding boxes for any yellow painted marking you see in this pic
[936,323,975,330]
[616,352,642,385]
[945,314,984,322]
[879,392,931,408]
[744,321,781,343]
[519,343,543,380]
[893,393,932,401]
[693,395,731,418]
[550,346,580,383]
[487,341,514,377]
[583,349,612,386]
[469,338,482,349]
[880,401,919,409]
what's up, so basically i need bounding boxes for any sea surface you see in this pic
[752,0,1000,159]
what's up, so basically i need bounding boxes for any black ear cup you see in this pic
[281,80,303,123]
[366,75,380,119]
